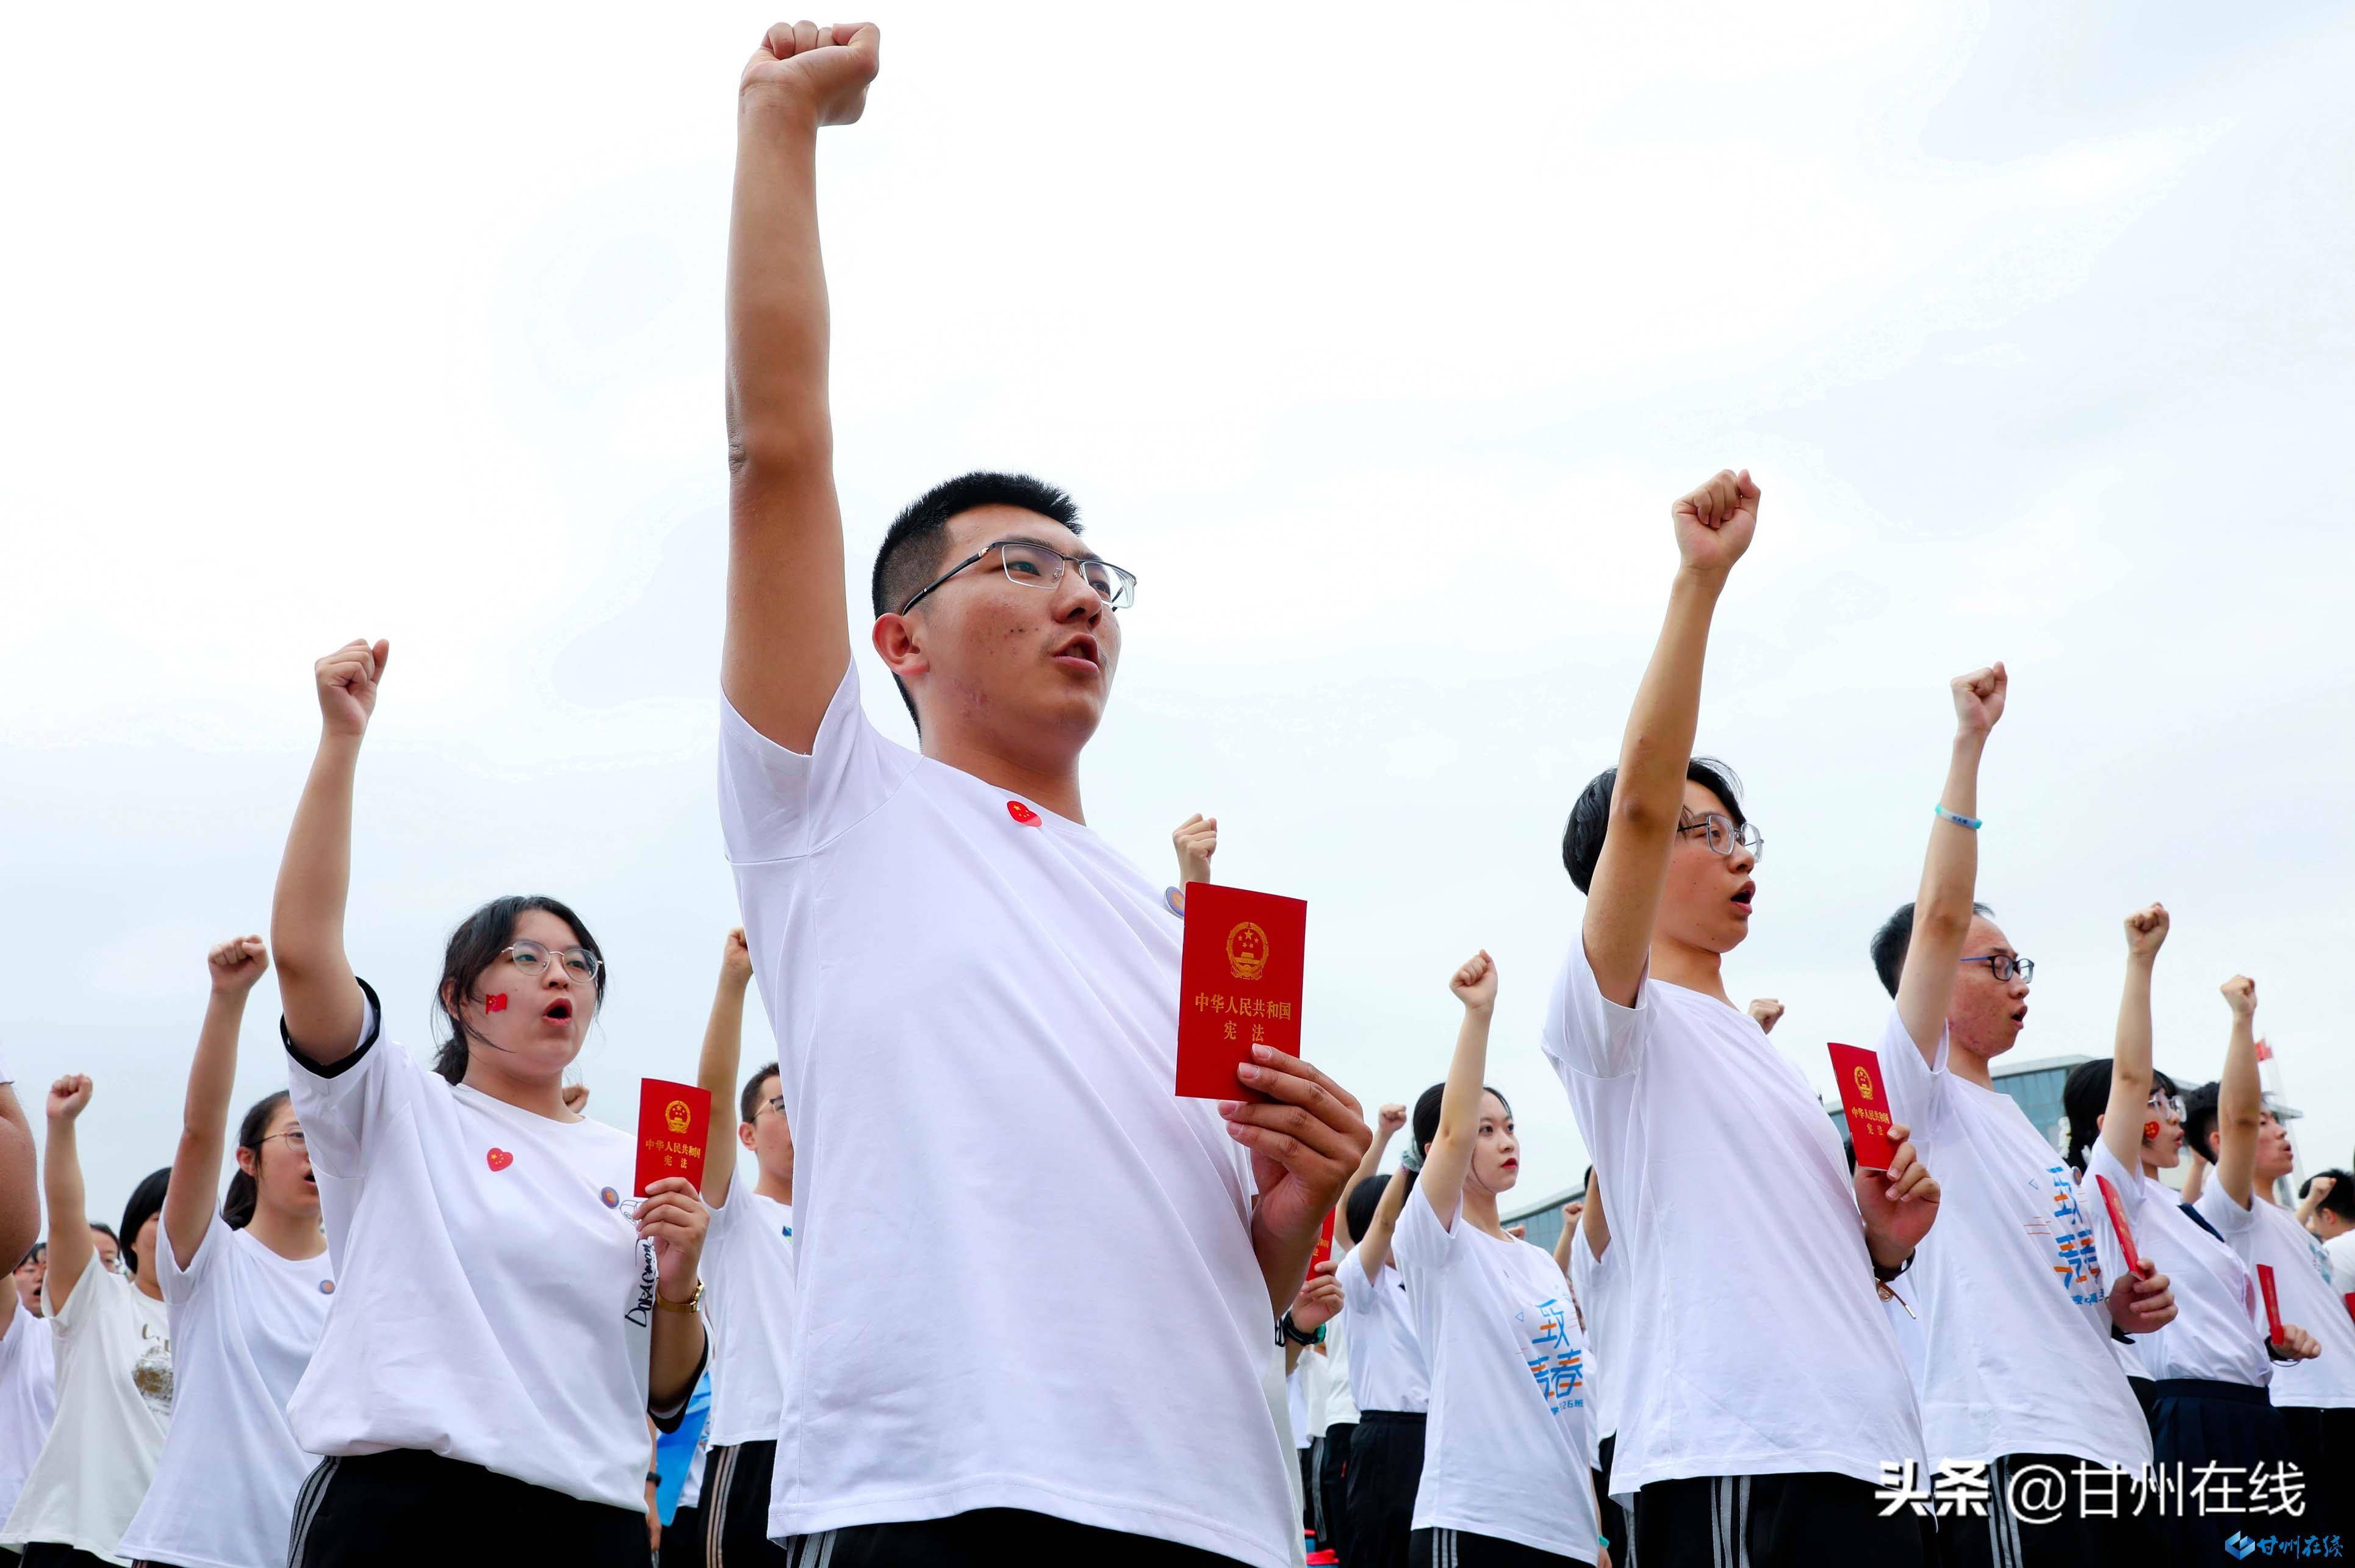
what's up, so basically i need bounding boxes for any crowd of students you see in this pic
[0,20,2344,1568]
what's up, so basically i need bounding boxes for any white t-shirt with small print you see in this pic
[2196,1185,2355,1408]
[702,1189,797,1448]
[1393,1188,1595,1562]
[0,1262,171,1564]
[282,985,667,1514]
[2084,1140,2270,1388]
[722,665,1289,1568]
[0,1295,57,1541]
[118,1215,334,1568]
[1875,1012,2152,1473]
[1336,1246,1428,1415]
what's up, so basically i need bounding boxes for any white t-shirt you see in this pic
[2196,1187,2355,1407]
[1321,1312,1360,1433]
[118,1216,334,1568]
[283,985,666,1513]
[1874,1012,2152,1472]
[680,1429,710,1511]
[1393,1188,1595,1561]
[721,667,1288,1568]
[2323,1231,2355,1287]
[702,1190,797,1447]
[0,1262,171,1563]
[1539,938,1924,1493]
[1568,1223,1620,1472]
[1288,1361,1313,1450]
[0,1296,57,1536]
[2083,1140,2270,1387]
[1336,1247,1429,1415]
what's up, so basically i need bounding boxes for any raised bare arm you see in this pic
[2100,904,2170,1173]
[722,22,880,750]
[1417,952,1498,1232]
[696,929,757,1208]
[39,1075,96,1312]
[2215,976,2262,1208]
[162,937,272,1269]
[1336,1102,1405,1250]
[1892,666,2006,1057]
[270,639,387,1063]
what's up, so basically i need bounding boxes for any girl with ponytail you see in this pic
[118,936,333,1568]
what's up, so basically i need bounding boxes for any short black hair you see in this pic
[740,1062,781,1126]
[1344,1173,1393,1243]
[2062,1059,2181,1172]
[15,1242,43,1270]
[869,472,1082,725]
[2303,1170,2355,1223]
[1562,757,1746,894]
[2184,1081,2221,1163]
[119,1168,170,1277]
[1869,901,1998,997]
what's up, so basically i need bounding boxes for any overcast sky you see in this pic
[5,2,2352,1230]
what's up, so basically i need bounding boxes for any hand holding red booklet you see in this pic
[2258,1263,2285,1347]
[1176,883,1307,1099]
[635,1079,713,1196]
[1827,1043,1898,1170]
[2093,1173,2145,1278]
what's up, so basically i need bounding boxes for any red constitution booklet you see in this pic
[636,1079,713,1196]
[1827,1042,1899,1171]
[1176,883,1307,1100]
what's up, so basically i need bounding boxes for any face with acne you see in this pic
[444,907,598,1085]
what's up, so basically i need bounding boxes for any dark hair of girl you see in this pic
[2062,1058,2180,1173]
[119,1168,170,1276]
[433,895,608,1086]
[221,1090,292,1230]
[1411,1081,1514,1169]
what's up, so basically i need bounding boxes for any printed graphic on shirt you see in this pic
[133,1320,173,1414]
[600,1186,620,1209]
[2302,1229,2333,1289]
[1516,1296,1583,1414]
[2035,1163,2105,1307]
[318,1279,336,1295]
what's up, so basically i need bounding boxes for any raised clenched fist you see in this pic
[1450,950,1497,1013]
[740,22,880,127]
[1952,663,2007,738]
[46,1074,93,1123]
[1377,1102,1408,1136]
[207,935,270,997]
[314,638,390,740]
[1746,997,1785,1035]
[2124,903,2170,960]
[1671,469,1760,578]
[722,927,753,987]
[1172,814,1218,887]
[2220,974,2257,1019]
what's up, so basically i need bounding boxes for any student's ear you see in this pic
[2094,1112,2105,1134]
[739,1121,757,1154]
[235,1146,261,1179]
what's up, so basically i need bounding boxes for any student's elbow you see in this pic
[726,409,831,487]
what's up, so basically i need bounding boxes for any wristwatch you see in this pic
[1277,1310,1325,1349]
[1871,1252,1914,1285]
[654,1279,703,1315]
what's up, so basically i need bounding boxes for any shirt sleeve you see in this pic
[46,1253,122,1339]
[1391,1178,1459,1282]
[717,661,919,865]
[1873,1004,1946,1139]
[2083,1140,2146,1293]
[1540,936,1652,1085]
[281,978,414,1182]
[2194,1182,2259,1245]
[159,1211,235,1306]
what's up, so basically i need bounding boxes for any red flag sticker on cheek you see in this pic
[1007,800,1040,826]
[486,994,508,1013]
[2143,1120,2160,1143]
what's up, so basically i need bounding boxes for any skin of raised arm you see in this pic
[1580,1171,1612,1261]
[696,932,755,1209]
[272,640,389,1063]
[1583,472,1758,1005]
[1417,953,1497,1233]
[163,938,270,1270]
[1354,1164,1415,1280]
[0,1086,34,1271]
[2215,976,2261,1209]
[1893,666,2005,1057]
[2101,905,2169,1174]
[722,26,881,750]
[41,1080,95,1314]
[1336,1105,1403,1249]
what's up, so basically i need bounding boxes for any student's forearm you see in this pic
[164,991,248,1266]
[694,980,751,1206]
[727,95,833,472]
[1894,734,1986,1051]
[1422,1009,1494,1218]
[1584,572,1724,1000]
[1336,1124,1397,1247]
[1356,1165,1414,1277]
[1553,1217,1577,1273]
[649,1312,706,1414]
[2100,955,2158,1170]
[41,1118,93,1303]
[0,1088,34,1268]
[2217,1002,2262,1207]
[271,736,365,1057]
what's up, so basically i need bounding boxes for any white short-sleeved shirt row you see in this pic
[284,984,671,1514]
[2195,1184,2355,1407]
[1539,938,1925,1494]
[0,1262,170,1563]
[721,664,1291,1568]
[1337,1245,1428,1415]
[2084,1138,2270,1388]
[1874,1011,2152,1472]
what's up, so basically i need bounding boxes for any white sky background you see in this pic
[5,2,2352,1228]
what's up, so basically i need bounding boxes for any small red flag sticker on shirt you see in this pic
[636,1078,713,1197]
[486,1148,514,1172]
[1007,800,1040,826]
[2259,1263,2285,1346]
[486,993,508,1013]
[1176,882,1307,1099]
[2093,1173,2145,1278]
[1827,1043,1898,1171]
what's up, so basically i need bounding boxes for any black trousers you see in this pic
[1928,1452,2172,1568]
[22,1549,117,1568]
[2147,1376,2295,1568]
[2279,1403,2355,1544]
[1411,1527,1591,1566]
[662,1501,705,1566]
[1633,1471,1931,1567]
[287,1449,651,1567]
[1592,1431,1628,1563]
[1317,1422,1356,1561]
[778,1509,1247,1566]
[703,1440,791,1564]
[1347,1410,1429,1568]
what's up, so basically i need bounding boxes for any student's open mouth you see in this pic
[2012,1005,2029,1026]
[1050,634,1101,675]
[542,998,575,1024]
[1730,882,1755,915]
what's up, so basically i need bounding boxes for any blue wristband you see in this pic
[1933,804,1982,830]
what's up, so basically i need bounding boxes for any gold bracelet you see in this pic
[654,1280,703,1315]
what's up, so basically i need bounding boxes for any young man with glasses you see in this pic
[717,23,1370,1567]
[1865,668,2176,1567]
[1541,469,1940,1567]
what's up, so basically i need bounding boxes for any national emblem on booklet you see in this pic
[636,1078,713,1196]
[1176,883,1307,1099]
[1826,1043,1898,1170]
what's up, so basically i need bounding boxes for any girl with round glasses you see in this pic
[118,936,333,1568]
[267,638,708,1567]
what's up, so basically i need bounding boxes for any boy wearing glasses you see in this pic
[1866,668,2173,1566]
[1541,469,1939,1567]
[716,23,1370,1567]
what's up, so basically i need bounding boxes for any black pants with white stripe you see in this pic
[286,1450,650,1567]
[1930,1453,2170,1568]
[1348,1410,1429,1568]
[703,1440,791,1564]
[777,1509,1248,1566]
[1410,1526,1593,1566]
[1631,1471,1930,1568]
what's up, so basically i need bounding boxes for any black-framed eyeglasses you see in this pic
[1677,811,1763,860]
[896,539,1137,617]
[1960,952,2034,984]
[503,941,602,984]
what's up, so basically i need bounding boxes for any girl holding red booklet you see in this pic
[2071,905,2317,1566]
[268,638,709,1566]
